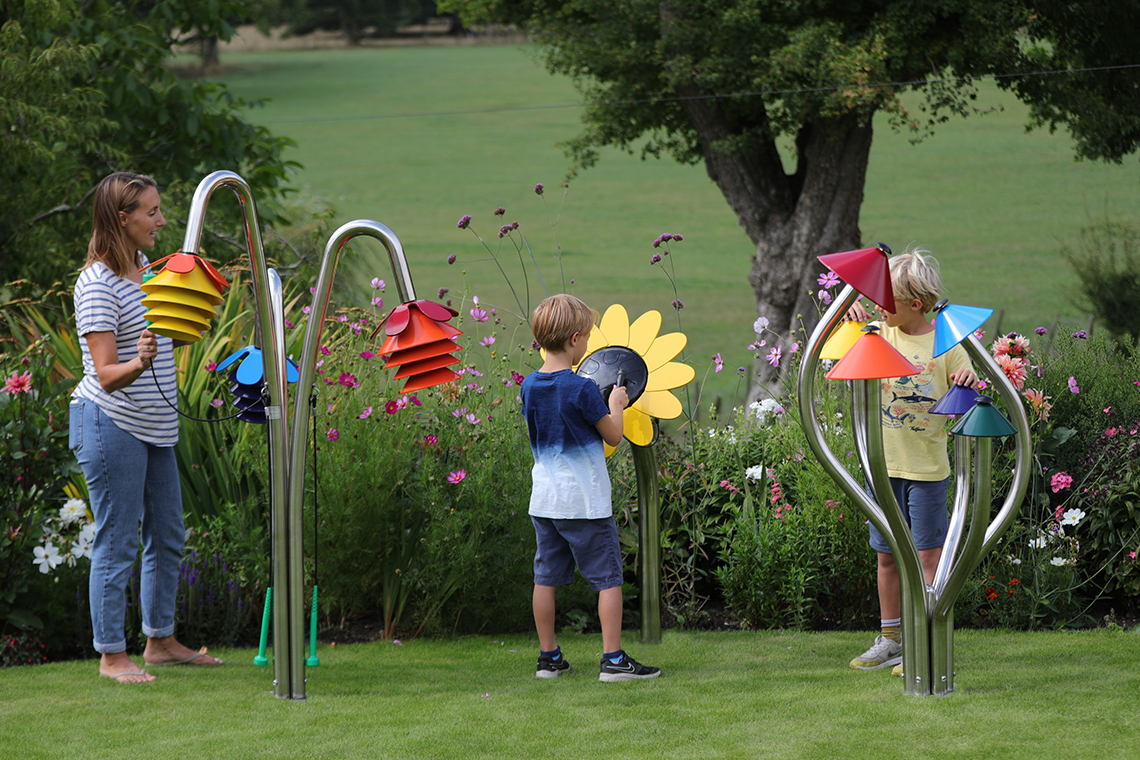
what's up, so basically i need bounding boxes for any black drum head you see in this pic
[576,346,649,407]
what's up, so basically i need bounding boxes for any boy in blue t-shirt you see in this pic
[520,294,661,681]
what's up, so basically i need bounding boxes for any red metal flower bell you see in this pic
[373,300,464,392]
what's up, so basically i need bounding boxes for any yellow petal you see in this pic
[641,332,687,371]
[645,361,695,392]
[634,389,684,420]
[599,304,630,348]
[627,311,662,355]
[624,407,655,446]
[585,322,611,356]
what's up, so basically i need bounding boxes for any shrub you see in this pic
[1063,218,1140,346]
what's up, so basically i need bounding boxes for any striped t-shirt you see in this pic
[73,259,179,447]
[520,369,611,519]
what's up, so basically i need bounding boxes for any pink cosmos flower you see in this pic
[713,353,723,373]
[447,469,466,484]
[327,428,339,442]
[3,371,31,394]
[302,305,312,315]
[210,399,224,408]
[385,401,399,414]
[360,351,375,360]
[371,278,386,290]
[817,271,840,289]
[465,413,481,424]
[480,336,496,347]
[359,406,373,419]
[423,434,437,445]
[1067,376,1080,394]
[204,361,217,372]
[766,345,782,367]
[371,297,383,309]
[338,373,359,388]
[1051,472,1073,493]
[470,308,489,322]
[817,289,832,305]
[319,346,331,356]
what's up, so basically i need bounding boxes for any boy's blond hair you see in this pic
[531,294,597,352]
[889,247,943,313]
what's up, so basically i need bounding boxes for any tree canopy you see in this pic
[440,0,1140,392]
[0,0,297,291]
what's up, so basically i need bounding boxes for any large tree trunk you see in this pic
[677,88,873,401]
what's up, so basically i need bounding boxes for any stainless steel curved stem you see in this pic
[283,221,416,677]
[932,436,974,593]
[181,170,299,698]
[796,286,888,534]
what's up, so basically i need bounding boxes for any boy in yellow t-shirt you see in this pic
[845,249,977,675]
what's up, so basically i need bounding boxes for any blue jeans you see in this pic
[69,398,184,653]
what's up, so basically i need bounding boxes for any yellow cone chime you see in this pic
[139,252,229,343]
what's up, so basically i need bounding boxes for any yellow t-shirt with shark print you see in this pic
[874,323,972,482]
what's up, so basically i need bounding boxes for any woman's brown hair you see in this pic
[84,172,158,277]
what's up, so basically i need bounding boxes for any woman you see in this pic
[69,172,221,683]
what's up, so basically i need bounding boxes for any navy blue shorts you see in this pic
[869,477,950,553]
[532,516,624,591]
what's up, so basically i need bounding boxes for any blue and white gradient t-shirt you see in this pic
[520,369,612,519]
[73,259,179,447]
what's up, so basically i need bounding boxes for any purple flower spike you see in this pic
[494,207,505,216]
[534,183,544,195]
[457,214,472,229]
[447,254,457,265]
[672,299,684,311]
[650,253,662,265]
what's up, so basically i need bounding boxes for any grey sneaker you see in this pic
[536,654,570,678]
[849,635,902,670]
[599,653,660,682]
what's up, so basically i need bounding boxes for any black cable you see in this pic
[149,362,246,423]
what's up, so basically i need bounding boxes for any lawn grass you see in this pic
[2,628,1138,758]
[201,44,1140,407]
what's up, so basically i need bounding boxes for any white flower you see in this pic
[753,316,769,335]
[1050,556,1071,566]
[749,398,785,425]
[1007,555,1022,565]
[1029,537,1048,549]
[1060,508,1086,526]
[472,295,480,305]
[745,465,766,482]
[59,498,88,525]
[33,544,63,574]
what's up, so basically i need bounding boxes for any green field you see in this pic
[205,44,1140,406]
[2,629,1139,759]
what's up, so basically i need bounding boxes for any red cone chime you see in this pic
[372,300,463,393]
[139,252,229,343]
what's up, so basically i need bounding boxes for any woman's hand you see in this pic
[137,329,158,369]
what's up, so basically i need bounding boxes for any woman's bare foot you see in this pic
[100,651,156,683]
[142,635,223,666]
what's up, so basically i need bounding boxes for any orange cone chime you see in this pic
[372,300,463,393]
[139,252,229,343]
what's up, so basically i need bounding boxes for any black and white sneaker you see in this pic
[536,655,570,678]
[599,653,660,682]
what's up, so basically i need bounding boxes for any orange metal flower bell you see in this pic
[139,252,229,343]
[825,325,920,380]
[373,300,464,393]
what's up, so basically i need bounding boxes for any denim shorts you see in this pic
[869,477,950,553]
[532,516,624,591]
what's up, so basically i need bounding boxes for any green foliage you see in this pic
[1064,218,1140,345]
[283,0,438,42]
[0,0,298,290]
[0,628,47,667]
[0,337,80,629]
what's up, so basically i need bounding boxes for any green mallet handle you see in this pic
[254,587,272,666]
[306,586,320,667]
